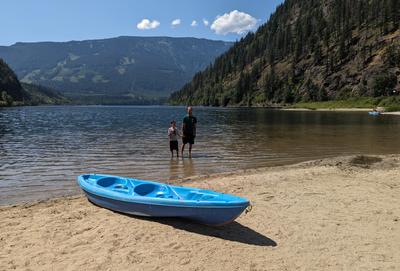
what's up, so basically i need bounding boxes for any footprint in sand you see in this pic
[6,221,20,227]
[263,196,274,201]
[166,241,177,248]
[180,258,191,265]
[173,244,182,250]
[127,250,143,264]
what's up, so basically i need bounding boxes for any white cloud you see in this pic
[191,20,198,27]
[210,10,257,35]
[137,19,160,30]
[171,19,181,27]
[202,18,209,26]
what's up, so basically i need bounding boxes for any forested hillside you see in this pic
[0,59,69,106]
[21,83,69,105]
[0,59,26,106]
[170,0,400,106]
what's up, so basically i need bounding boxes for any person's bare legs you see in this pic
[176,149,179,157]
[181,143,185,157]
[189,144,192,158]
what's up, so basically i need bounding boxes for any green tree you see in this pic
[372,74,398,97]
[1,91,14,106]
[384,44,400,67]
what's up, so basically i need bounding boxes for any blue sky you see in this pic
[1,0,284,46]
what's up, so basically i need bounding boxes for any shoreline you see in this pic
[1,154,399,270]
[0,153,389,209]
[281,107,371,112]
[383,111,400,115]
[3,103,400,115]
[284,107,400,115]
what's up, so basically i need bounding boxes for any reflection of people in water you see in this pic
[168,157,196,180]
[168,120,181,158]
[182,157,195,176]
[181,106,197,158]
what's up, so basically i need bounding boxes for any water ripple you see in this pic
[1,105,400,205]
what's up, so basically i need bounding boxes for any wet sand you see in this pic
[1,155,399,270]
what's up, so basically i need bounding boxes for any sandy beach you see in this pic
[1,155,399,270]
[383,112,400,116]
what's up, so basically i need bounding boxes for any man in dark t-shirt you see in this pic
[181,106,197,158]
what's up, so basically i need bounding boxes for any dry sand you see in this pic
[284,108,400,115]
[383,112,400,116]
[1,155,399,271]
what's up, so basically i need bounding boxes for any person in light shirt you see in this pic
[168,120,181,158]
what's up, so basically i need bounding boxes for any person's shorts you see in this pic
[169,140,179,151]
[182,135,195,145]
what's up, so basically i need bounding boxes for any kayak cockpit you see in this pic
[96,176,133,194]
[134,183,179,199]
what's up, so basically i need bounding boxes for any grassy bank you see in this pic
[290,96,400,112]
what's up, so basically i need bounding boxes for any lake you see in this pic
[1,105,400,205]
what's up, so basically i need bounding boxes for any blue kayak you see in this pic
[368,111,380,116]
[77,174,250,226]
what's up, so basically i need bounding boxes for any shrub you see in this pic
[1,91,14,106]
[372,74,398,97]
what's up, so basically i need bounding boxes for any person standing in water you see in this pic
[168,120,181,158]
[181,106,197,158]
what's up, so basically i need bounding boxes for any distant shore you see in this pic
[383,111,400,115]
[283,107,400,115]
[285,97,400,113]
[2,97,400,116]
[282,107,370,112]
[1,155,399,270]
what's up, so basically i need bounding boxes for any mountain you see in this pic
[0,58,69,106]
[170,0,400,106]
[0,36,232,103]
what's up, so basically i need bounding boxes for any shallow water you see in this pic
[1,105,400,205]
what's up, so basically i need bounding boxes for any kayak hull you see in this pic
[77,174,249,226]
[83,190,247,226]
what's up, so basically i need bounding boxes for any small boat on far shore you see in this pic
[77,174,250,226]
[368,111,381,116]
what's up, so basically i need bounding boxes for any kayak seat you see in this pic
[134,183,158,196]
[97,177,127,188]
[82,174,90,180]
